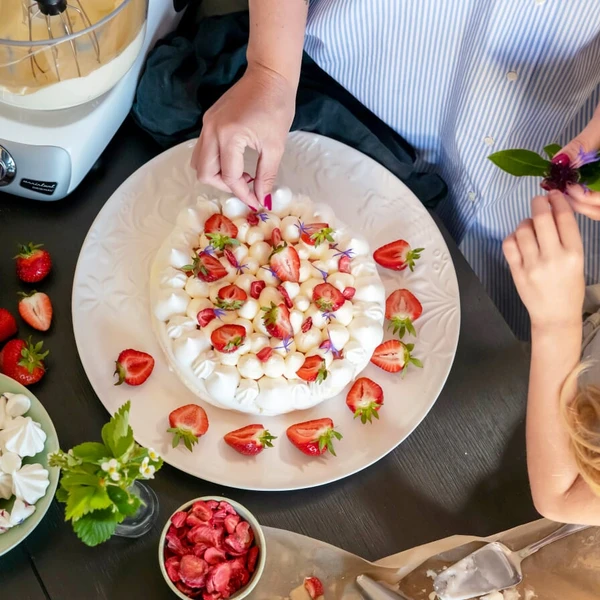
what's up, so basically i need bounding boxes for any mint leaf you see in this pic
[65,485,112,521]
[72,442,110,463]
[72,508,123,547]
[579,163,600,192]
[488,150,550,177]
[544,143,562,160]
[61,473,102,490]
[107,486,141,517]
[101,401,134,459]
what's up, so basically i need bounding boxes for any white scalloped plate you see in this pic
[72,133,460,491]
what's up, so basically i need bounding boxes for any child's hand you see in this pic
[503,191,585,333]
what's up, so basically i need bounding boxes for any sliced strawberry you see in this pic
[247,546,259,574]
[304,577,325,599]
[18,291,53,332]
[166,527,190,555]
[211,324,246,353]
[205,562,232,596]
[342,287,356,300]
[247,212,259,226]
[270,243,300,282]
[373,240,424,272]
[0,309,17,343]
[216,285,247,311]
[15,242,52,283]
[271,227,283,248]
[256,346,273,362]
[261,302,293,339]
[370,340,423,373]
[167,404,209,451]
[301,316,313,333]
[224,424,277,456]
[299,222,334,247]
[312,283,345,312]
[385,289,422,338]
[223,249,238,268]
[197,308,217,328]
[296,355,328,384]
[338,255,352,274]
[179,555,208,588]
[191,501,213,521]
[286,418,342,457]
[171,511,188,528]
[204,214,239,251]
[188,524,224,547]
[164,556,181,583]
[346,377,384,424]
[204,547,227,565]
[114,349,154,386]
[183,253,228,282]
[277,285,294,309]
[250,280,266,299]
[224,514,241,534]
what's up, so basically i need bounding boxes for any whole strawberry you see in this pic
[0,338,48,386]
[15,243,52,283]
[0,309,18,343]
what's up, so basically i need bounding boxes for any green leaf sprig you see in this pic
[49,401,163,547]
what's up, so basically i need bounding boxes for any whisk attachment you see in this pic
[36,0,68,16]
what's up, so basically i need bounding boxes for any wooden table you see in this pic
[0,119,537,598]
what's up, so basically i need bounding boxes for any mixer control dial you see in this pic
[0,146,17,187]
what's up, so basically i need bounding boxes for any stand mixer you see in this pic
[0,0,184,200]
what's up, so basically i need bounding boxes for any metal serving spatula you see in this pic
[433,523,590,600]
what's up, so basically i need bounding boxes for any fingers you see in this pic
[254,145,284,207]
[502,232,522,271]
[547,191,584,251]
[565,184,600,221]
[220,139,260,210]
[514,219,539,267]
[191,134,230,193]
[531,195,560,252]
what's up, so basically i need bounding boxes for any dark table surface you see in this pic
[0,119,536,599]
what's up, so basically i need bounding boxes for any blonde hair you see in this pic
[561,362,600,496]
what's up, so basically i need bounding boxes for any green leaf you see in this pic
[488,149,550,177]
[65,485,113,522]
[61,472,102,490]
[55,486,69,504]
[544,143,562,160]
[71,442,110,463]
[107,486,141,517]
[72,508,123,547]
[101,402,135,459]
[579,163,600,192]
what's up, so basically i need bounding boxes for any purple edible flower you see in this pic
[274,336,293,353]
[332,246,355,259]
[258,212,270,222]
[322,311,337,324]
[320,330,343,359]
[200,245,215,256]
[260,265,278,279]
[573,146,600,169]
[314,266,329,281]
[295,221,311,235]
[213,307,226,320]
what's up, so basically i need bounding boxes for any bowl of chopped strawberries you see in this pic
[159,496,266,599]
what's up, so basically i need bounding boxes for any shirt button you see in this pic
[507,71,518,81]
[484,136,494,146]
[468,191,477,202]
[535,0,546,5]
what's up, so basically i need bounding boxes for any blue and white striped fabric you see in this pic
[305,0,600,339]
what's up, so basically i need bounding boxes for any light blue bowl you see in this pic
[0,374,59,556]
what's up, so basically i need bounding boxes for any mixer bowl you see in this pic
[0,0,148,110]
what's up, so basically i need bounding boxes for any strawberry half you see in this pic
[197,308,217,327]
[286,418,342,457]
[224,424,277,456]
[168,404,209,451]
[270,243,300,282]
[370,340,423,373]
[183,253,227,282]
[373,240,424,272]
[204,214,239,251]
[114,349,155,386]
[346,377,384,424]
[271,227,283,248]
[216,285,247,311]
[296,355,328,383]
[211,324,246,353]
[0,338,48,386]
[250,280,266,299]
[304,577,325,599]
[18,291,53,332]
[338,255,352,274]
[0,309,17,343]
[15,242,52,283]
[299,222,335,247]
[256,347,273,362]
[261,302,293,339]
[385,289,422,338]
[312,283,345,312]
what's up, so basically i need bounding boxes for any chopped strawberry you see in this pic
[296,355,328,384]
[270,243,300,282]
[17,291,53,332]
[166,527,190,556]
[211,324,246,353]
[197,308,217,328]
[299,222,334,247]
[0,338,48,386]
[338,255,352,274]
[247,546,259,573]
[0,309,17,343]
[224,424,277,456]
[171,511,188,528]
[15,242,52,283]
[256,346,273,362]
[277,285,294,308]
[261,302,293,339]
[271,227,283,248]
[204,214,239,251]
[191,501,213,522]
[304,577,325,599]
[301,316,313,333]
[183,253,228,283]
[204,547,228,565]
[342,287,356,300]
[286,418,342,457]
[223,249,238,268]
[179,555,208,588]
[385,289,422,338]
[370,340,423,373]
[250,280,266,299]
[188,524,224,547]
[165,556,181,583]
[216,285,247,311]
[114,349,154,386]
[346,377,384,424]
[167,404,209,451]
[247,212,259,226]
[373,240,424,272]
[312,283,345,312]
[224,514,241,534]
[205,562,232,596]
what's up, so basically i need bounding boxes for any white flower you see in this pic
[110,471,121,482]
[147,448,160,462]
[101,458,120,477]
[139,458,155,480]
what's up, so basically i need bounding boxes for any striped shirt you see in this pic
[304,0,600,339]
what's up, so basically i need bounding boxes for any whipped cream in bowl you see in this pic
[150,187,385,416]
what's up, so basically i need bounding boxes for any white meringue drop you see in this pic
[0,451,22,474]
[234,379,260,407]
[154,289,191,321]
[0,417,46,458]
[160,266,188,289]
[166,316,197,340]
[12,463,49,504]
[0,472,13,500]
[4,393,31,418]
[9,499,36,526]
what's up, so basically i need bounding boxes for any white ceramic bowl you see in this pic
[158,496,266,599]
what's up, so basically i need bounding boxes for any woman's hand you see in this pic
[191,62,296,210]
[503,192,585,333]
